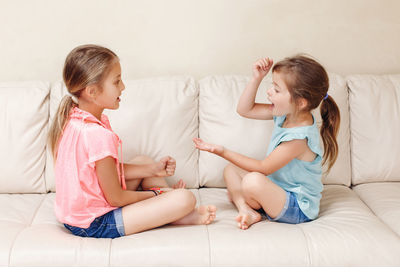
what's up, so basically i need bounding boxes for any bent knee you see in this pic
[223,163,242,181]
[242,172,267,193]
[172,189,196,211]
[223,163,234,176]
[128,155,155,165]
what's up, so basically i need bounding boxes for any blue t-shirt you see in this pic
[266,115,323,220]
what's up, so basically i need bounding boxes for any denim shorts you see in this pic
[260,191,311,224]
[64,208,125,238]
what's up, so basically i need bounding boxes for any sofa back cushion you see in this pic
[46,77,199,191]
[198,74,351,187]
[347,74,400,185]
[0,82,49,193]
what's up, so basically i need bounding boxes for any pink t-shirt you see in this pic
[55,107,126,228]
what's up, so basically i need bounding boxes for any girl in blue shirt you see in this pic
[194,55,340,229]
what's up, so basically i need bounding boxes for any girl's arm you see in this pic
[97,156,156,207]
[193,138,308,175]
[122,156,176,179]
[237,57,274,120]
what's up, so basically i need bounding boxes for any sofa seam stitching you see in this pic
[206,225,211,267]
[352,185,400,238]
[29,194,47,226]
[43,83,51,193]
[196,78,201,188]
[345,79,353,187]
[8,227,25,267]
[198,189,212,267]
[298,224,312,267]
[8,194,46,267]
[108,238,113,267]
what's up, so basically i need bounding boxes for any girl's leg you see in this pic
[121,189,216,235]
[240,172,286,229]
[125,155,170,190]
[224,163,262,229]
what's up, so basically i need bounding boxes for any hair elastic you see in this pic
[66,91,79,104]
[323,93,329,100]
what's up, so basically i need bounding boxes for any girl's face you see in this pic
[267,71,295,116]
[95,61,125,110]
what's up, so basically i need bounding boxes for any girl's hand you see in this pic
[153,156,176,177]
[253,57,273,80]
[193,138,224,155]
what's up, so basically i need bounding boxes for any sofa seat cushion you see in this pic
[0,194,46,267]
[2,187,400,267]
[353,182,400,236]
[199,185,400,267]
[1,191,211,267]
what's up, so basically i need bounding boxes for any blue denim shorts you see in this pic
[260,191,311,224]
[64,208,125,238]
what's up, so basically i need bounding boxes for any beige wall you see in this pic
[0,0,399,81]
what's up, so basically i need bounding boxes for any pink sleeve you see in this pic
[84,124,119,165]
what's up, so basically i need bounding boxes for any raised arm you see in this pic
[237,57,274,120]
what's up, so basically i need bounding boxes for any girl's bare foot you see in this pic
[172,205,217,225]
[236,208,262,230]
[172,179,186,189]
[155,179,185,193]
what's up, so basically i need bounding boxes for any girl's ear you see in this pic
[83,85,98,99]
[298,97,309,111]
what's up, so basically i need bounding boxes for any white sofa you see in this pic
[1,74,399,267]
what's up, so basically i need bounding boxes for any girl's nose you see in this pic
[121,81,125,91]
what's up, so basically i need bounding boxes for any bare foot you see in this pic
[152,180,185,194]
[172,205,217,225]
[236,208,262,230]
[172,179,186,189]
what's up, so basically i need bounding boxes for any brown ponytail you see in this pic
[273,54,340,173]
[320,95,340,172]
[48,44,118,158]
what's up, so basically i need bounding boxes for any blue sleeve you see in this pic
[278,131,323,158]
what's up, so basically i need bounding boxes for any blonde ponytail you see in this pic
[48,95,77,157]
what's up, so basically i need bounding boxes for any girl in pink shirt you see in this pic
[49,44,216,238]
